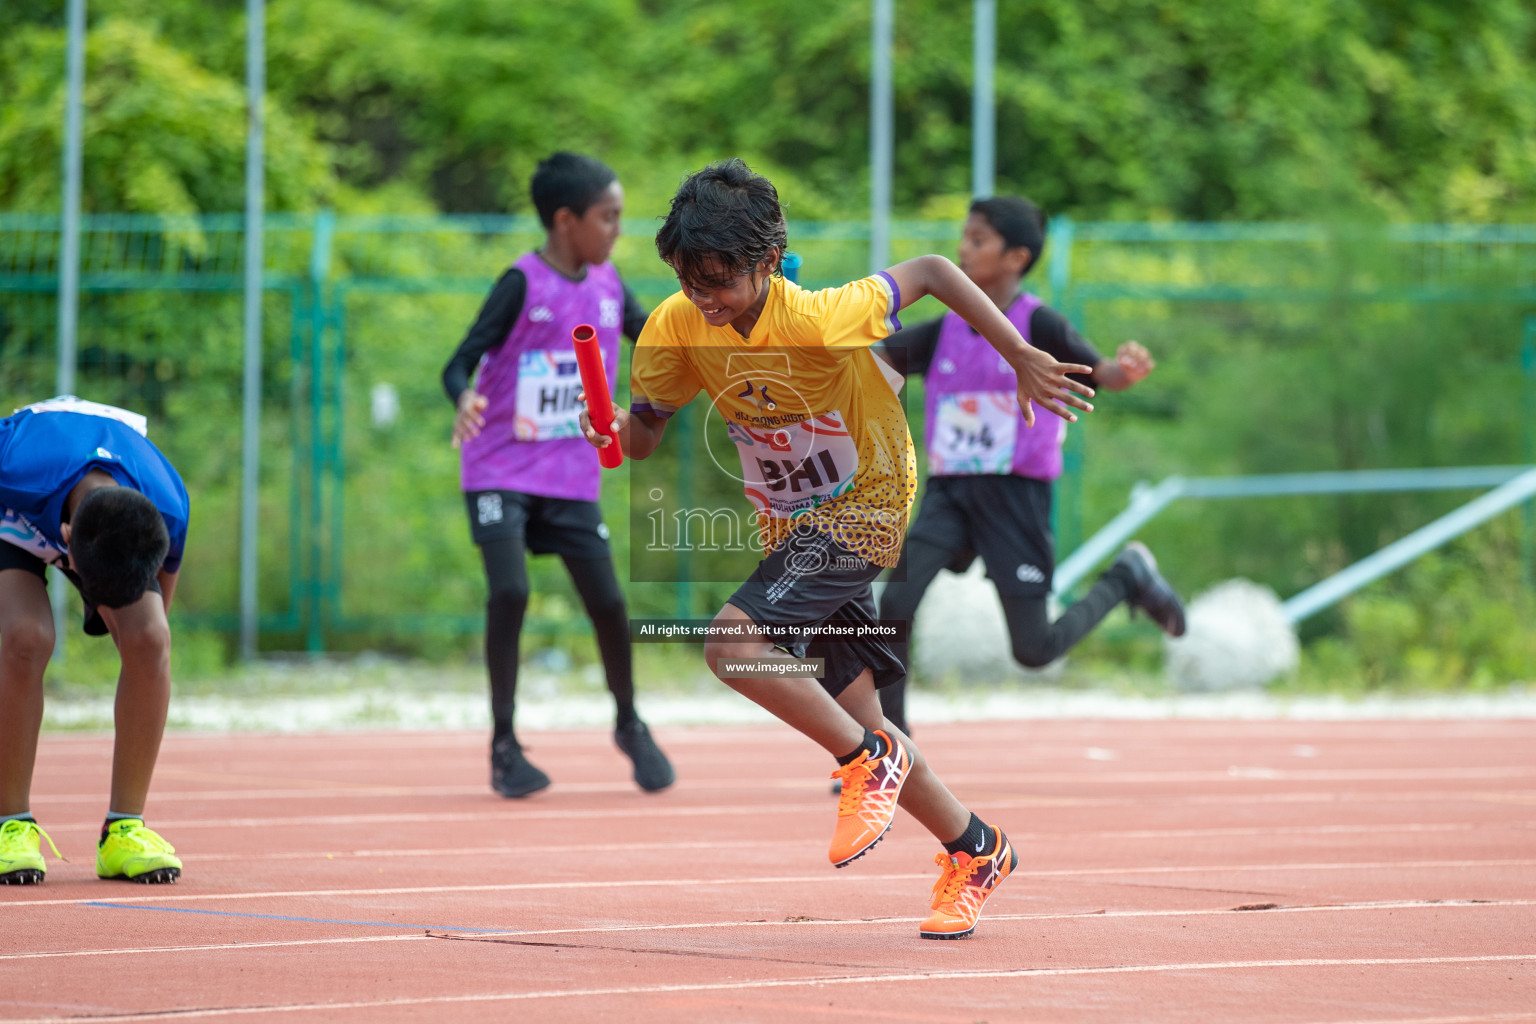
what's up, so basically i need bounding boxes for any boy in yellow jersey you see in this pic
[580,159,1094,939]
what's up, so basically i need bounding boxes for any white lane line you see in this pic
[28,765,1536,804]
[7,859,1536,908]
[947,766,1536,785]
[22,798,1097,833]
[189,839,739,861]
[5,953,1533,1021]
[28,802,851,833]
[1298,1015,1535,1024]
[32,789,475,805]
[0,934,426,961]
[30,790,1536,833]
[1297,1014,1536,1024]
[1177,790,1536,807]
[173,822,1500,863]
[1047,822,1485,840]
[0,873,929,908]
[1017,857,1536,880]
[433,897,1536,941]
[38,723,1536,752]
[5,898,1533,962]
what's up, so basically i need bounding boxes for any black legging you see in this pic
[479,537,635,742]
[877,538,1129,733]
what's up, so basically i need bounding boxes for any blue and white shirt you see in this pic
[0,398,189,573]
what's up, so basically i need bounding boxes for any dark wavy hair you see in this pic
[70,487,168,609]
[530,152,618,230]
[656,159,788,289]
[970,196,1046,276]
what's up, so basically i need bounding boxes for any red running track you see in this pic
[2,719,1534,1022]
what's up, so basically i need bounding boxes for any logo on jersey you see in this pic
[599,299,621,328]
[477,493,504,525]
[938,358,956,375]
[528,306,554,323]
[1015,563,1045,584]
[0,508,67,565]
[736,379,778,412]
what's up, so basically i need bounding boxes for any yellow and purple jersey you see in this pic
[631,273,916,567]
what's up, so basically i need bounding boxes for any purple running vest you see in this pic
[923,292,1068,481]
[459,252,623,501]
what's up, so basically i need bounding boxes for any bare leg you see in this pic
[703,602,865,757]
[835,670,970,844]
[704,602,971,845]
[0,571,53,817]
[98,591,172,817]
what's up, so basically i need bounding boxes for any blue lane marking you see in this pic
[82,902,521,934]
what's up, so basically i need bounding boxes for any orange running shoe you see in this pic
[919,827,1018,939]
[828,730,910,867]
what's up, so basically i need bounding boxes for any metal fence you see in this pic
[3,214,1533,651]
[1045,220,1536,612]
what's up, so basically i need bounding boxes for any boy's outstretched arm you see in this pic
[578,398,667,461]
[884,255,1095,426]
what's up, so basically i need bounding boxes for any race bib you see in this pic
[930,391,1017,474]
[0,509,66,566]
[731,411,860,519]
[21,396,148,436]
[513,349,585,441]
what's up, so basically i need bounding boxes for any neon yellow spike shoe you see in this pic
[97,819,182,884]
[0,819,62,885]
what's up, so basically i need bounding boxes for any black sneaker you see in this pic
[1111,541,1187,637]
[491,737,551,798]
[614,720,675,793]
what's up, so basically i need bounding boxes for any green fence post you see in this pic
[1047,215,1074,302]
[1523,315,1536,591]
[328,283,347,629]
[287,281,307,634]
[306,210,335,653]
[1048,216,1084,569]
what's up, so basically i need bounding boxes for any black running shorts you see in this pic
[726,524,906,699]
[905,474,1056,597]
[464,490,612,559]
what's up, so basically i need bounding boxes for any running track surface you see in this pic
[3,720,1533,1023]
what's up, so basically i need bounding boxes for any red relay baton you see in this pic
[571,323,623,469]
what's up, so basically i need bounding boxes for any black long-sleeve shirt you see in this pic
[441,265,649,405]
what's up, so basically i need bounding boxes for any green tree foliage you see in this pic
[262,0,658,212]
[0,12,333,213]
[5,0,1535,220]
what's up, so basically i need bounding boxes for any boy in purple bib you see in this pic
[442,153,672,797]
[878,197,1187,734]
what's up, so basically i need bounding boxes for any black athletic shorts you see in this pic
[726,524,906,699]
[0,542,163,637]
[464,490,612,559]
[905,474,1055,597]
